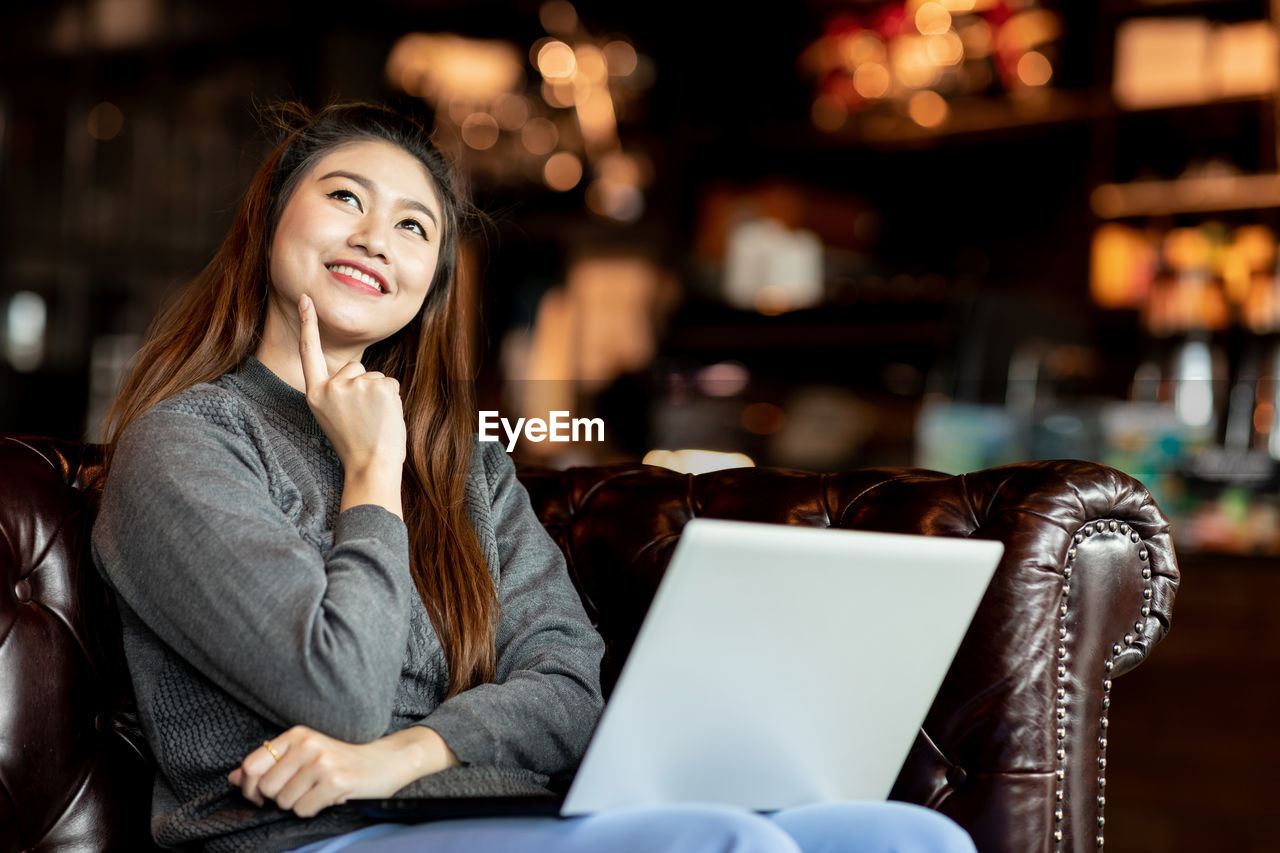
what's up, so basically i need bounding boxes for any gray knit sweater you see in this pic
[91,357,606,853]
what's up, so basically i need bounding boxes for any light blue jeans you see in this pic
[287,801,977,853]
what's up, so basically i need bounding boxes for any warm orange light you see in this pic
[642,449,755,474]
[1016,50,1053,86]
[1221,244,1251,306]
[597,150,645,185]
[958,18,993,58]
[742,402,786,435]
[539,0,578,35]
[386,33,524,104]
[1165,228,1211,270]
[543,151,583,191]
[574,44,608,83]
[460,112,500,150]
[1235,225,1276,270]
[907,90,949,127]
[754,285,792,315]
[997,10,1062,54]
[1255,402,1276,434]
[811,95,847,131]
[542,79,575,108]
[852,63,891,99]
[603,40,638,76]
[1090,223,1151,309]
[915,2,952,36]
[926,31,965,66]
[529,36,553,66]
[446,99,474,124]
[840,31,887,69]
[537,40,577,79]
[492,93,530,129]
[941,0,975,10]
[893,35,940,89]
[521,117,559,154]
[572,80,618,154]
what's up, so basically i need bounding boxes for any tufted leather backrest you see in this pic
[520,460,1179,853]
[0,436,155,851]
[2,436,1177,853]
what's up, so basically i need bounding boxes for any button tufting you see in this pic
[945,764,967,789]
[13,579,31,603]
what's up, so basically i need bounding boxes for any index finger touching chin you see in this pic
[297,294,329,389]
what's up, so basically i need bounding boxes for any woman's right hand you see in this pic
[297,293,406,517]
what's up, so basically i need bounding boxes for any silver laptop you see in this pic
[351,518,1003,819]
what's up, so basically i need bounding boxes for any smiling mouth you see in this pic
[326,264,387,294]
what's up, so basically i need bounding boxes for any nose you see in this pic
[349,218,389,261]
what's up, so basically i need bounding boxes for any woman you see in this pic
[92,102,976,853]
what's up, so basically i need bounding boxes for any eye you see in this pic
[399,218,429,240]
[326,189,362,210]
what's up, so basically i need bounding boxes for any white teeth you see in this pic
[326,264,384,292]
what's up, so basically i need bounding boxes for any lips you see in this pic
[325,262,388,295]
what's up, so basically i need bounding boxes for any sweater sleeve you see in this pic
[417,443,606,779]
[91,406,414,744]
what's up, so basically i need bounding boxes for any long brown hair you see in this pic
[103,102,496,697]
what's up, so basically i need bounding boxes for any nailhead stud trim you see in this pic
[1055,519,1152,853]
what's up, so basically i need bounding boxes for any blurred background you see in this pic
[1,0,1277,849]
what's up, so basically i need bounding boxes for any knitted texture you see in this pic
[92,358,605,853]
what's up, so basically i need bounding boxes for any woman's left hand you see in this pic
[228,724,459,817]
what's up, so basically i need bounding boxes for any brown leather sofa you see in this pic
[1,434,1179,853]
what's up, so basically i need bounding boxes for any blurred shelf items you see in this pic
[384,0,655,222]
[1071,0,1280,557]
[14,0,1280,563]
[799,0,1066,134]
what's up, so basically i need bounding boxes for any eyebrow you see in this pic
[318,169,439,228]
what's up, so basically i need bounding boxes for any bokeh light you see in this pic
[915,3,953,37]
[542,79,576,108]
[539,0,578,36]
[926,31,965,66]
[492,93,530,130]
[697,362,751,396]
[853,63,892,99]
[574,44,608,83]
[586,180,644,222]
[603,40,638,76]
[5,291,46,372]
[742,402,786,435]
[959,18,993,58]
[521,117,559,154]
[386,33,524,105]
[642,449,755,475]
[544,151,583,191]
[1016,50,1053,87]
[840,31,887,68]
[87,101,124,140]
[893,36,941,89]
[537,40,577,79]
[460,112,500,150]
[754,285,793,316]
[907,89,949,127]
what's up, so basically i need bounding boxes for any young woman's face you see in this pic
[269,138,444,351]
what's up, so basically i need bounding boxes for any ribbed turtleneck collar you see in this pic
[224,357,327,439]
